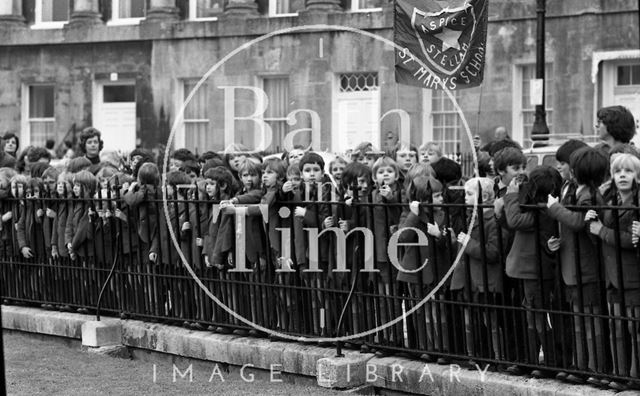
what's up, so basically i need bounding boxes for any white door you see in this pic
[335,90,380,153]
[93,82,136,152]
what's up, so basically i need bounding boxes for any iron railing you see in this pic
[1,186,639,385]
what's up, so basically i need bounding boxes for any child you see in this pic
[51,172,72,260]
[66,171,98,254]
[245,158,290,332]
[587,153,640,386]
[546,146,609,381]
[490,146,528,372]
[328,156,347,187]
[390,141,418,173]
[65,170,99,309]
[397,175,453,361]
[555,140,588,185]
[0,168,16,259]
[17,177,46,259]
[503,165,564,376]
[285,163,302,193]
[419,142,442,165]
[451,177,503,364]
[201,166,237,333]
[284,151,331,335]
[369,156,403,346]
[123,163,170,319]
[284,152,331,269]
[214,158,264,268]
[492,147,527,200]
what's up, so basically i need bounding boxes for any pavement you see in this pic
[1,305,630,395]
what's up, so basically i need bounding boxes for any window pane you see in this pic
[339,73,379,92]
[357,0,384,8]
[183,81,209,152]
[275,0,290,14]
[184,81,208,120]
[196,0,225,17]
[42,0,69,22]
[632,65,640,85]
[103,85,135,103]
[618,65,631,85]
[185,122,208,154]
[119,0,146,18]
[29,121,55,147]
[29,86,54,118]
[263,77,289,151]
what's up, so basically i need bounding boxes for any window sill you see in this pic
[107,18,144,26]
[188,17,220,22]
[350,8,383,12]
[268,13,299,17]
[31,22,67,30]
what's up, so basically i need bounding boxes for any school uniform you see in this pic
[371,184,403,283]
[598,192,640,305]
[450,207,501,294]
[396,209,452,287]
[547,184,604,304]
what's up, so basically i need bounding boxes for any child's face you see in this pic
[375,165,397,186]
[556,161,571,181]
[395,149,417,171]
[43,176,56,192]
[56,181,67,196]
[262,168,278,188]
[131,155,143,170]
[464,188,477,206]
[72,183,82,198]
[365,154,379,168]
[205,179,218,198]
[166,185,175,197]
[30,187,40,199]
[288,149,304,165]
[499,163,525,185]
[287,173,301,190]
[169,158,183,172]
[301,163,323,183]
[427,149,440,164]
[356,176,369,193]
[432,191,443,205]
[331,162,345,181]
[229,154,247,172]
[241,171,260,190]
[419,149,430,163]
[613,166,637,193]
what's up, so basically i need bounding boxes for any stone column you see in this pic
[305,0,341,12]
[146,0,180,22]
[0,0,25,26]
[69,0,102,27]
[224,0,259,17]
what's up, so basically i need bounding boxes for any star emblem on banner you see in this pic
[433,27,463,51]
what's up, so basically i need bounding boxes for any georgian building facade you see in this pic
[0,0,638,154]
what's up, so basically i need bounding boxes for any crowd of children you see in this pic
[2,105,640,390]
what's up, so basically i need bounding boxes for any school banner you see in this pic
[394,0,489,90]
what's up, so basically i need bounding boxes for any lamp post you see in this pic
[531,0,549,146]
